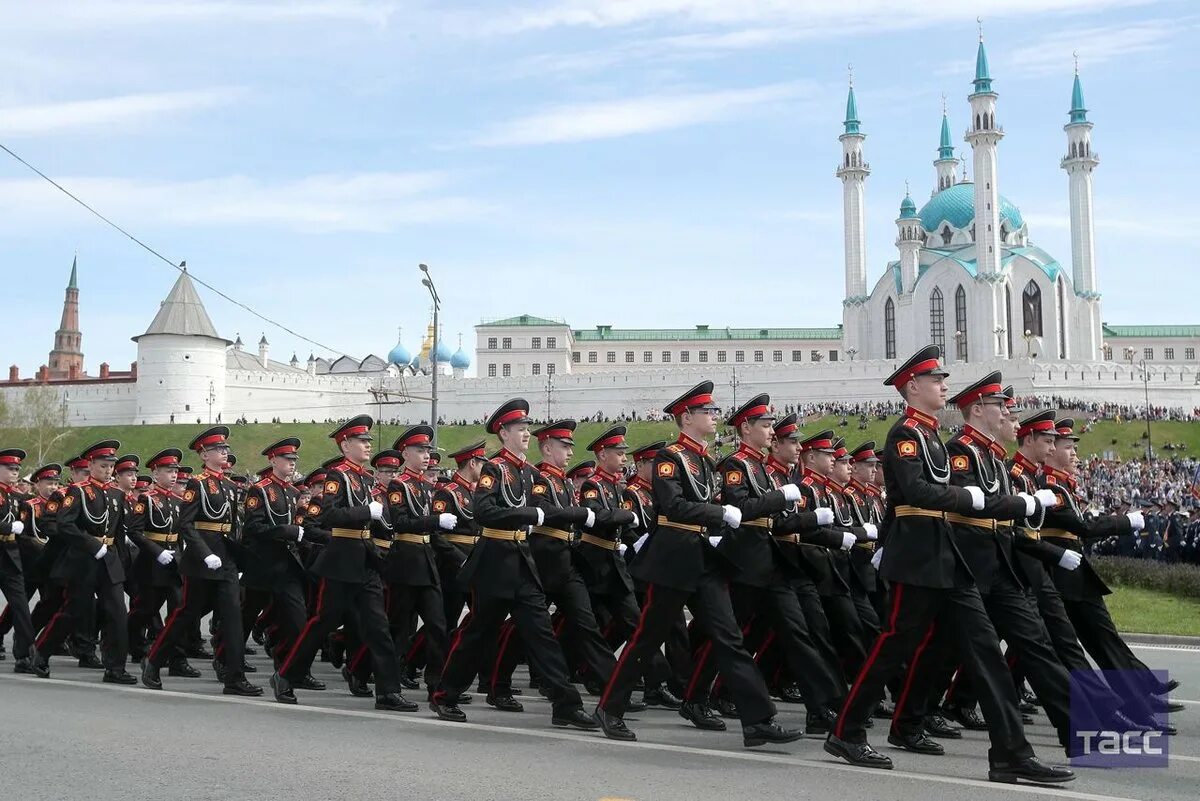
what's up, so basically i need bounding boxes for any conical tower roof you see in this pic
[133,269,230,343]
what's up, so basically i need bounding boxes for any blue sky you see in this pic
[2,0,1196,375]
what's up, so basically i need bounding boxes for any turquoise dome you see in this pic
[387,338,411,366]
[431,339,452,363]
[899,193,918,219]
[917,182,1025,234]
[450,346,470,369]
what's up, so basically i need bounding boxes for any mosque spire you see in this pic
[1069,53,1088,124]
[972,18,993,95]
[843,65,861,135]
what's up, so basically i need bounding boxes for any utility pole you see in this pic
[420,263,442,449]
[1140,359,1153,461]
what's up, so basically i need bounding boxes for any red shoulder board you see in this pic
[1010,464,1024,477]
[488,456,505,464]
[1045,475,1058,486]
[666,444,684,453]
[800,476,815,487]
[902,418,920,429]
[957,435,972,445]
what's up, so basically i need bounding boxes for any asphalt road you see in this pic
[2,639,1199,801]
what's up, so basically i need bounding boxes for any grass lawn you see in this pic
[1105,585,1200,637]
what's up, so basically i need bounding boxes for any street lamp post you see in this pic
[419,263,441,449]
[206,380,215,424]
[1139,358,1153,461]
[545,370,554,421]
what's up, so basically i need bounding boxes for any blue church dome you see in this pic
[917,182,1025,234]
[450,346,470,369]
[387,336,411,367]
[432,339,452,363]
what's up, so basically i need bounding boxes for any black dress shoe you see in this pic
[644,684,683,710]
[13,657,35,675]
[168,660,202,678]
[186,646,214,660]
[212,659,229,684]
[1166,678,1180,693]
[399,673,421,691]
[944,705,988,730]
[376,693,419,712]
[680,701,727,731]
[223,677,264,697]
[776,684,806,704]
[824,735,893,769]
[242,660,257,673]
[1020,687,1041,707]
[711,696,739,719]
[294,673,326,691]
[456,693,473,705]
[103,669,138,685]
[341,667,373,698]
[30,651,50,679]
[244,644,257,656]
[988,756,1075,784]
[251,628,266,646]
[271,673,297,704]
[78,654,104,670]
[552,708,600,730]
[140,658,161,690]
[1019,700,1037,714]
[626,697,647,713]
[887,730,945,755]
[1021,713,1035,724]
[743,719,803,748]
[1152,698,1185,714]
[487,693,524,712]
[923,714,962,739]
[873,700,896,719]
[593,708,636,741]
[804,705,838,736]
[430,698,467,722]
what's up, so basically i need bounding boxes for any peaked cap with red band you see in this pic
[371,449,402,469]
[884,344,949,388]
[1054,416,1081,442]
[1002,384,1017,409]
[428,451,442,465]
[262,437,301,459]
[329,415,373,444]
[114,454,140,473]
[65,455,90,471]
[449,440,487,465]
[773,413,802,441]
[189,426,229,453]
[176,465,194,477]
[533,419,576,445]
[82,440,120,462]
[727,393,775,429]
[0,448,26,466]
[393,425,434,451]
[566,460,596,480]
[631,440,666,462]
[486,398,531,435]
[799,429,837,453]
[832,437,850,460]
[1017,409,1057,440]
[663,380,718,417]
[31,463,60,483]
[948,370,1005,409]
[587,425,628,453]
[135,475,151,490]
[850,441,879,463]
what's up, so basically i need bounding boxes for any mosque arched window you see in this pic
[955,285,969,362]
[975,113,981,130]
[1005,284,1014,356]
[941,225,953,246]
[930,287,946,350]
[884,298,896,360]
[1022,280,1043,337]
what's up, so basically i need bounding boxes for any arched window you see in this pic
[930,287,945,350]
[1022,280,1043,337]
[955,285,969,362]
[941,225,953,246]
[884,298,896,360]
[1005,284,1014,356]
[975,113,981,130]
[1057,278,1068,359]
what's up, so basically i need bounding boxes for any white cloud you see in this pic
[471,81,813,146]
[0,172,491,232]
[3,1,398,31]
[1006,18,1185,76]
[0,89,245,137]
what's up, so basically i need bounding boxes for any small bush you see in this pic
[1090,556,1200,599]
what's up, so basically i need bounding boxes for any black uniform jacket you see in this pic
[1038,466,1130,600]
[52,478,126,584]
[460,449,543,599]
[577,468,636,597]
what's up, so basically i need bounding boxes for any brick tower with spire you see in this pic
[48,256,84,379]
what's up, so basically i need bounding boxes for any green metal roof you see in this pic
[899,192,918,218]
[477,314,566,328]
[574,325,842,342]
[843,85,861,135]
[972,41,993,94]
[938,112,954,159]
[1102,324,1200,338]
[1069,72,1087,124]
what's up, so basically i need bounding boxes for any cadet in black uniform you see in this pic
[429,398,597,730]
[141,427,260,696]
[825,346,1073,785]
[33,441,136,684]
[0,449,36,671]
[3,462,61,672]
[593,381,801,748]
[431,441,485,646]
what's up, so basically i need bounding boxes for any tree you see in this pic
[14,386,70,466]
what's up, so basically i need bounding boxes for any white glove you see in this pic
[965,486,985,511]
[722,505,742,528]
[584,509,596,529]
[870,547,884,570]
[1126,511,1145,531]
[1058,550,1083,571]
[535,507,545,526]
[368,500,384,520]
[629,513,639,529]
[156,550,175,565]
[10,521,23,535]
[708,536,723,547]
[618,543,628,556]
[438,513,457,530]
[1018,493,1037,518]
[1034,489,1060,510]
[297,526,305,543]
[840,532,856,551]
[93,544,108,560]
[863,523,878,541]
[815,507,835,526]
[781,484,802,502]
[633,532,650,553]
[204,554,222,570]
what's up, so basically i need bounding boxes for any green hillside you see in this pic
[2,414,1197,475]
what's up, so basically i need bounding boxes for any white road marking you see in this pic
[0,673,1150,801]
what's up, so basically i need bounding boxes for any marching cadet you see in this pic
[684,396,846,734]
[1,462,58,669]
[33,441,136,684]
[125,449,198,677]
[380,425,454,702]
[825,345,1073,784]
[429,398,598,730]
[431,441,485,659]
[593,381,801,748]
[846,442,889,628]
[114,455,142,606]
[0,449,36,672]
[141,427,260,696]
[1038,417,1182,722]
[272,416,410,711]
[579,426,680,710]
[241,438,323,693]
[830,438,883,635]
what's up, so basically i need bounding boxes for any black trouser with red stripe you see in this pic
[127,582,181,661]
[820,592,870,681]
[36,573,128,671]
[599,569,776,726]
[835,582,1033,765]
[0,560,35,661]
[592,588,673,690]
[433,569,583,716]
[147,575,243,681]
[354,582,446,696]
[279,572,399,695]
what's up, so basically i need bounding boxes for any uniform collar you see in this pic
[451,472,475,491]
[627,475,650,491]
[1012,451,1040,475]
[88,476,108,489]
[904,406,939,433]
[676,433,707,457]
[801,466,829,488]
[766,456,792,476]
[540,463,566,480]
[734,442,766,463]
[498,448,526,468]
[1041,465,1077,489]
[402,466,428,485]
[200,468,225,480]
[848,478,870,495]
[0,481,12,493]
[594,467,621,484]
[338,458,366,476]
[963,425,1007,460]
